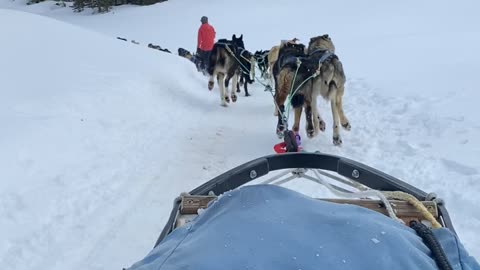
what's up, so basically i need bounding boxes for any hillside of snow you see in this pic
[1,0,479,269]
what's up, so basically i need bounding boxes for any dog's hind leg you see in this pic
[336,84,351,131]
[304,100,316,138]
[217,73,227,106]
[275,103,287,138]
[236,75,241,93]
[208,72,215,91]
[269,69,276,90]
[273,73,279,116]
[244,79,250,97]
[235,71,241,93]
[273,72,281,116]
[275,69,293,137]
[329,83,342,145]
[331,97,342,145]
[224,70,237,103]
[230,72,239,102]
[292,106,303,134]
[311,93,326,133]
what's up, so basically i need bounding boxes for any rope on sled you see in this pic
[314,169,369,191]
[308,169,403,223]
[310,169,442,227]
[255,164,446,230]
[265,167,442,228]
[383,191,442,229]
[258,167,401,222]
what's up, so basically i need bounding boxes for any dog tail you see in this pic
[325,58,346,99]
[333,57,346,85]
[290,94,304,108]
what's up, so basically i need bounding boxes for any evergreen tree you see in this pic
[96,0,113,13]
[72,0,113,13]
[72,0,86,12]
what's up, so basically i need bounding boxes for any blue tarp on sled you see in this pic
[127,185,479,270]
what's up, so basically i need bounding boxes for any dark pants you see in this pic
[196,48,211,73]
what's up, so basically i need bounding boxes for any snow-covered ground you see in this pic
[0,0,479,269]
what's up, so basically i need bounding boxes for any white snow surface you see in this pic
[0,0,479,269]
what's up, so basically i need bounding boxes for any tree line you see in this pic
[26,0,167,14]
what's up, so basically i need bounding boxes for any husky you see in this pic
[235,48,256,96]
[178,47,199,67]
[148,43,171,53]
[305,34,350,145]
[275,34,350,145]
[253,50,269,79]
[271,41,309,136]
[266,38,300,81]
[178,47,195,61]
[207,34,246,106]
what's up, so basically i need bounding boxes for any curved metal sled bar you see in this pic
[154,152,455,247]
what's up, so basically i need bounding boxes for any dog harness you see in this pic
[309,49,336,65]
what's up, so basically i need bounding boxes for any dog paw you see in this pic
[245,93,250,97]
[231,94,237,102]
[276,125,285,138]
[342,122,351,131]
[225,96,230,103]
[333,135,342,146]
[208,81,214,90]
[306,128,315,138]
[319,120,326,131]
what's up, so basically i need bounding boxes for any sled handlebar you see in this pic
[191,152,426,198]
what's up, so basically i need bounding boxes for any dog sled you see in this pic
[125,152,479,270]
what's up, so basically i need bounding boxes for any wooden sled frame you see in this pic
[174,194,439,230]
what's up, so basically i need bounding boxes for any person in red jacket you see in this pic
[196,16,216,73]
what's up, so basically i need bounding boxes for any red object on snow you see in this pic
[274,131,302,153]
[273,142,287,153]
[273,142,302,153]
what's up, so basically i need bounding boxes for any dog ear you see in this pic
[233,34,237,39]
[240,34,243,39]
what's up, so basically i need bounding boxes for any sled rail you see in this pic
[176,195,439,229]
